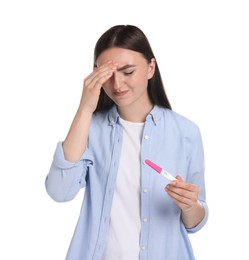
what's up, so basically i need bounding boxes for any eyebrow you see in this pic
[117,64,136,71]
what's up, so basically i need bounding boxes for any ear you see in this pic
[147,58,156,79]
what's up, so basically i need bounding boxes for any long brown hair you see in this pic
[93,25,172,112]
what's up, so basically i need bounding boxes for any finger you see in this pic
[176,175,183,181]
[84,65,116,90]
[165,183,199,201]
[167,190,192,206]
[166,186,197,201]
[165,187,196,208]
[169,178,199,193]
[85,61,116,85]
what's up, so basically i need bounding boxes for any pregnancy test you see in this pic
[145,159,177,181]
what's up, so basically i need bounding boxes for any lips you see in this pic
[113,90,129,97]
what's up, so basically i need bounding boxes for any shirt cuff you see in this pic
[186,201,209,233]
[53,141,93,169]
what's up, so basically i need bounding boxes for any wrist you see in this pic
[181,201,205,228]
[182,200,202,214]
[77,106,94,119]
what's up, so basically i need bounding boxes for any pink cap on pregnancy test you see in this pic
[145,159,177,181]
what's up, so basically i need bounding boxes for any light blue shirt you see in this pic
[45,105,208,260]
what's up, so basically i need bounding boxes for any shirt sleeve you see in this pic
[45,142,93,202]
[185,126,209,233]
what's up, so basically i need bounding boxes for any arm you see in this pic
[63,61,117,162]
[165,176,205,228]
[165,125,208,229]
[45,62,117,201]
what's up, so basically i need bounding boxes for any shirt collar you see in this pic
[107,105,165,126]
[108,106,120,125]
[146,105,164,125]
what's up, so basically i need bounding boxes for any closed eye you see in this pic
[117,65,136,75]
[124,71,134,75]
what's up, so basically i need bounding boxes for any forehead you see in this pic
[96,47,146,67]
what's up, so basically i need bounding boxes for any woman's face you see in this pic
[96,47,155,110]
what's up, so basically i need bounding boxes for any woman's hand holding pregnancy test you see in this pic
[145,159,204,228]
[165,176,205,228]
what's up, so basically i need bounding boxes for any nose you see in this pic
[110,72,122,90]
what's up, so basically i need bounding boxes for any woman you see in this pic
[45,24,208,260]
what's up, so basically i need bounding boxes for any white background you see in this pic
[0,0,249,259]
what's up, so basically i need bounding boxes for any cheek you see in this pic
[135,71,150,86]
[135,77,149,90]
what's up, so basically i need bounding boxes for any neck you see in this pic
[118,102,153,123]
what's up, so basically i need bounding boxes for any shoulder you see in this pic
[155,108,202,145]
[161,108,200,131]
[162,109,204,155]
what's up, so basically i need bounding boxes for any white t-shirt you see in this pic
[102,118,144,260]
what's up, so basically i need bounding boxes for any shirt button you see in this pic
[144,135,149,140]
[140,245,146,251]
[143,217,148,223]
[143,188,148,193]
